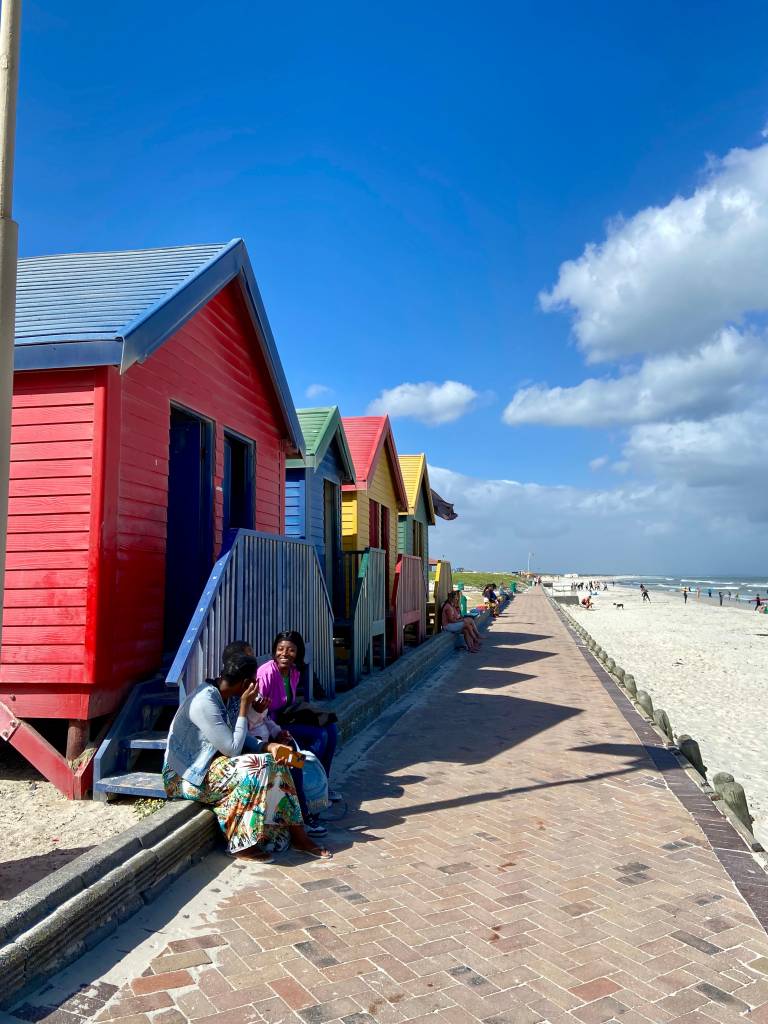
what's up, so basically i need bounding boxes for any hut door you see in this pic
[323,479,338,603]
[380,505,391,591]
[163,407,214,655]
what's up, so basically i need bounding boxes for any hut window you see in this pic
[223,431,255,533]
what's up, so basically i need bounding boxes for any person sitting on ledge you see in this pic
[163,653,331,861]
[257,631,342,806]
[442,591,481,652]
[482,583,500,615]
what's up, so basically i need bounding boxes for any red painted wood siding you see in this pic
[106,280,287,695]
[0,369,101,719]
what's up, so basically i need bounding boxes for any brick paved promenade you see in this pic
[12,589,768,1024]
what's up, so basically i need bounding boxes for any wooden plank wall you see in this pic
[0,370,99,718]
[343,453,400,596]
[285,468,306,539]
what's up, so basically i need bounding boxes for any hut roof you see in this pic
[13,239,304,453]
[287,407,355,482]
[341,415,408,512]
[397,454,436,524]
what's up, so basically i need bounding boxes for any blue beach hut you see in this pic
[285,407,356,605]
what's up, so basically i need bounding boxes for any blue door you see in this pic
[163,406,214,655]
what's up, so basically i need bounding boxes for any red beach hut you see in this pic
[1,240,304,796]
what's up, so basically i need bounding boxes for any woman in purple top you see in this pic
[256,631,341,803]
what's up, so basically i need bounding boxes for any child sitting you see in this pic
[246,692,283,745]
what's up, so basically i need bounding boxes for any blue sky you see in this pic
[16,2,768,572]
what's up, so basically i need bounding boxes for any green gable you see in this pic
[287,406,356,481]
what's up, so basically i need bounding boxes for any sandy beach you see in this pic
[563,581,768,847]
[0,748,139,905]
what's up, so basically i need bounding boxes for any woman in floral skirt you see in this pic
[163,653,331,861]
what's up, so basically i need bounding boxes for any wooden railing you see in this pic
[348,547,387,684]
[428,559,453,635]
[166,529,335,700]
[392,553,427,657]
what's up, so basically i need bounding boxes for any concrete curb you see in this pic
[0,605,500,1006]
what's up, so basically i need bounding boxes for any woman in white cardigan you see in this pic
[164,653,331,861]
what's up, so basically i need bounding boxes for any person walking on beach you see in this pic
[640,584,651,603]
[708,588,712,599]
[718,590,724,606]
[683,587,688,604]
[755,594,763,611]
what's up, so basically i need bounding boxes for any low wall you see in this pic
[0,802,217,1007]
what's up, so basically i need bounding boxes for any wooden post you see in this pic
[66,718,89,762]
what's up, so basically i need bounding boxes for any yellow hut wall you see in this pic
[341,453,400,595]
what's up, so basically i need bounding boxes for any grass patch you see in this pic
[434,571,528,590]
[133,797,165,819]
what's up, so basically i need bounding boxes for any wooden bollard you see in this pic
[678,735,707,780]
[712,772,754,833]
[653,708,674,744]
[636,690,654,719]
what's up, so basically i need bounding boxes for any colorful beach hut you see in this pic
[285,407,356,605]
[397,454,436,583]
[1,240,332,798]
[340,416,408,596]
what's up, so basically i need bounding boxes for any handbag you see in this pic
[275,700,338,729]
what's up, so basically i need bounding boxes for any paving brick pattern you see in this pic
[17,590,768,1023]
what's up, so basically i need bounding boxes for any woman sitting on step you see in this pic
[441,591,481,652]
[163,652,332,862]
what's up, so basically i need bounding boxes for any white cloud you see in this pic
[427,463,766,574]
[540,142,768,361]
[306,383,332,399]
[589,456,608,471]
[625,407,768,501]
[367,380,478,425]
[502,329,768,427]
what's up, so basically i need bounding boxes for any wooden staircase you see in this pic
[93,529,336,800]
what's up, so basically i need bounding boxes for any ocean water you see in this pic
[613,575,768,601]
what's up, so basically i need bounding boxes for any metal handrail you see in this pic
[166,529,335,700]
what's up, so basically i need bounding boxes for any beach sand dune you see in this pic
[569,584,768,847]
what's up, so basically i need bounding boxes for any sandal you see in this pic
[295,845,333,860]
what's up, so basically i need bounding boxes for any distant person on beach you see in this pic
[718,591,724,606]
[683,587,688,604]
[640,585,651,603]
[755,594,763,611]
[708,589,712,599]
